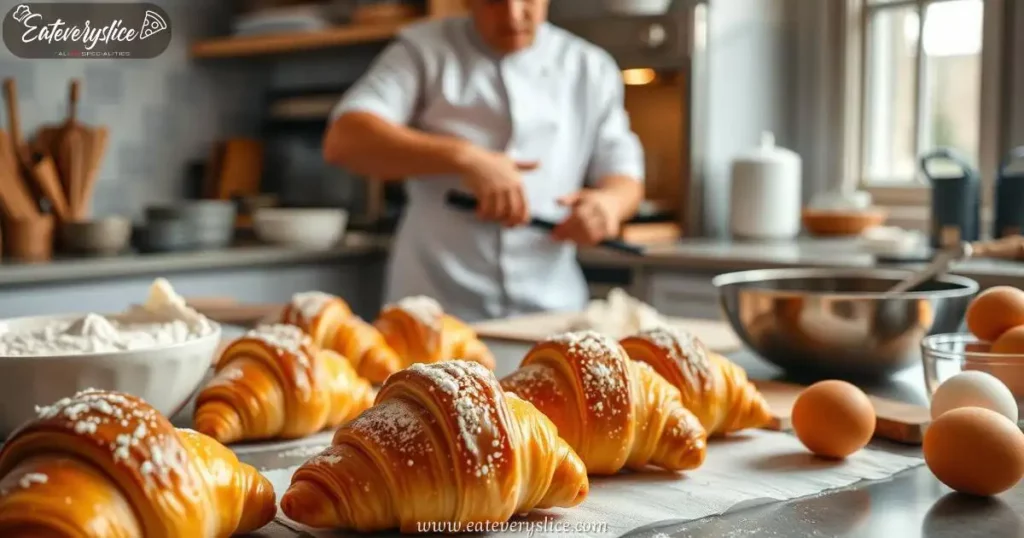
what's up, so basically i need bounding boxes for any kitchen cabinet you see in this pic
[428,0,466,17]
[191,22,408,58]
[192,0,467,59]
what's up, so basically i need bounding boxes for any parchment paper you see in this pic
[260,429,922,537]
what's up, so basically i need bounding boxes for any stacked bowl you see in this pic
[137,201,237,253]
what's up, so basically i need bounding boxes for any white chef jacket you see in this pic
[332,17,644,322]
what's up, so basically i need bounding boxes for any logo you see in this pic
[4,3,172,59]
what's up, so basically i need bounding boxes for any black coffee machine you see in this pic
[920,148,981,249]
[995,146,1024,239]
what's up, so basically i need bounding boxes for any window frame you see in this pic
[842,0,1005,216]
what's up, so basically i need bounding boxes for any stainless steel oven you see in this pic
[556,2,708,236]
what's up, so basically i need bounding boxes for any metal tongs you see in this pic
[887,235,1024,294]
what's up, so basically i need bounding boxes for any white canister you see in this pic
[729,132,802,239]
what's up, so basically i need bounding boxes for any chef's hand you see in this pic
[552,189,624,246]
[457,147,537,227]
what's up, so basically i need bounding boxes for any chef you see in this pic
[324,0,645,322]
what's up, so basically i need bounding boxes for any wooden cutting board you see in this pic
[189,302,283,327]
[753,379,931,445]
[471,311,744,353]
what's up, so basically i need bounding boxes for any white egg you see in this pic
[930,371,1019,422]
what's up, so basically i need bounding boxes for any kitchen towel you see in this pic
[259,429,923,537]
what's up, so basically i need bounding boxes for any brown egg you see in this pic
[966,286,1024,341]
[923,407,1024,496]
[965,342,990,354]
[791,380,877,459]
[970,325,1024,400]
[963,360,1024,402]
[992,325,1024,355]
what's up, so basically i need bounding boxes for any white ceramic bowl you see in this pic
[0,313,221,437]
[253,208,348,249]
[604,0,672,15]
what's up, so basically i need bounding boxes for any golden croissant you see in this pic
[280,360,589,532]
[0,389,276,537]
[374,295,495,370]
[195,324,375,444]
[620,327,772,435]
[500,330,707,475]
[282,291,401,383]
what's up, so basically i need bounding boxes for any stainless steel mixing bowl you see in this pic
[713,268,979,378]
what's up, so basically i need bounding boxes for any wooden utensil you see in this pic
[33,160,68,220]
[0,130,37,219]
[2,79,42,218]
[189,303,284,327]
[76,125,108,219]
[2,77,66,220]
[469,311,744,353]
[752,379,931,444]
[887,235,1024,295]
[56,80,93,217]
[204,138,264,200]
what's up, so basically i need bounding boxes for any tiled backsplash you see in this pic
[0,0,266,219]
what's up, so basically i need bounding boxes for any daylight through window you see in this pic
[860,0,984,184]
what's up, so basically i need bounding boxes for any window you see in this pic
[857,0,992,187]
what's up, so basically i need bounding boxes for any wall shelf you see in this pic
[190,19,420,59]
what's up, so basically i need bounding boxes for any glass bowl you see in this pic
[921,333,1024,427]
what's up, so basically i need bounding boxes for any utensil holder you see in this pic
[5,215,55,261]
[920,148,981,248]
[3,214,55,261]
[995,146,1024,239]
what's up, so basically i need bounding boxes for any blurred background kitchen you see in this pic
[1,0,1023,322]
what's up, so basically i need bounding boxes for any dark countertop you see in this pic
[235,338,1023,538]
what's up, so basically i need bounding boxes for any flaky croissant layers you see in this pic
[620,327,772,435]
[501,331,708,475]
[194,324,375,445]
[280,360,589,532]
[282,292,401,384]
[0,389,276,538]
[374,295,496,370]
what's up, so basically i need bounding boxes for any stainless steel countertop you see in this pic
[579,238,1024,283]
[3,235,1023,288]
[237,339,1023,538]
[0,233,389,286]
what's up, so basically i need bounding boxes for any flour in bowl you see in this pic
[0,278,216,357]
